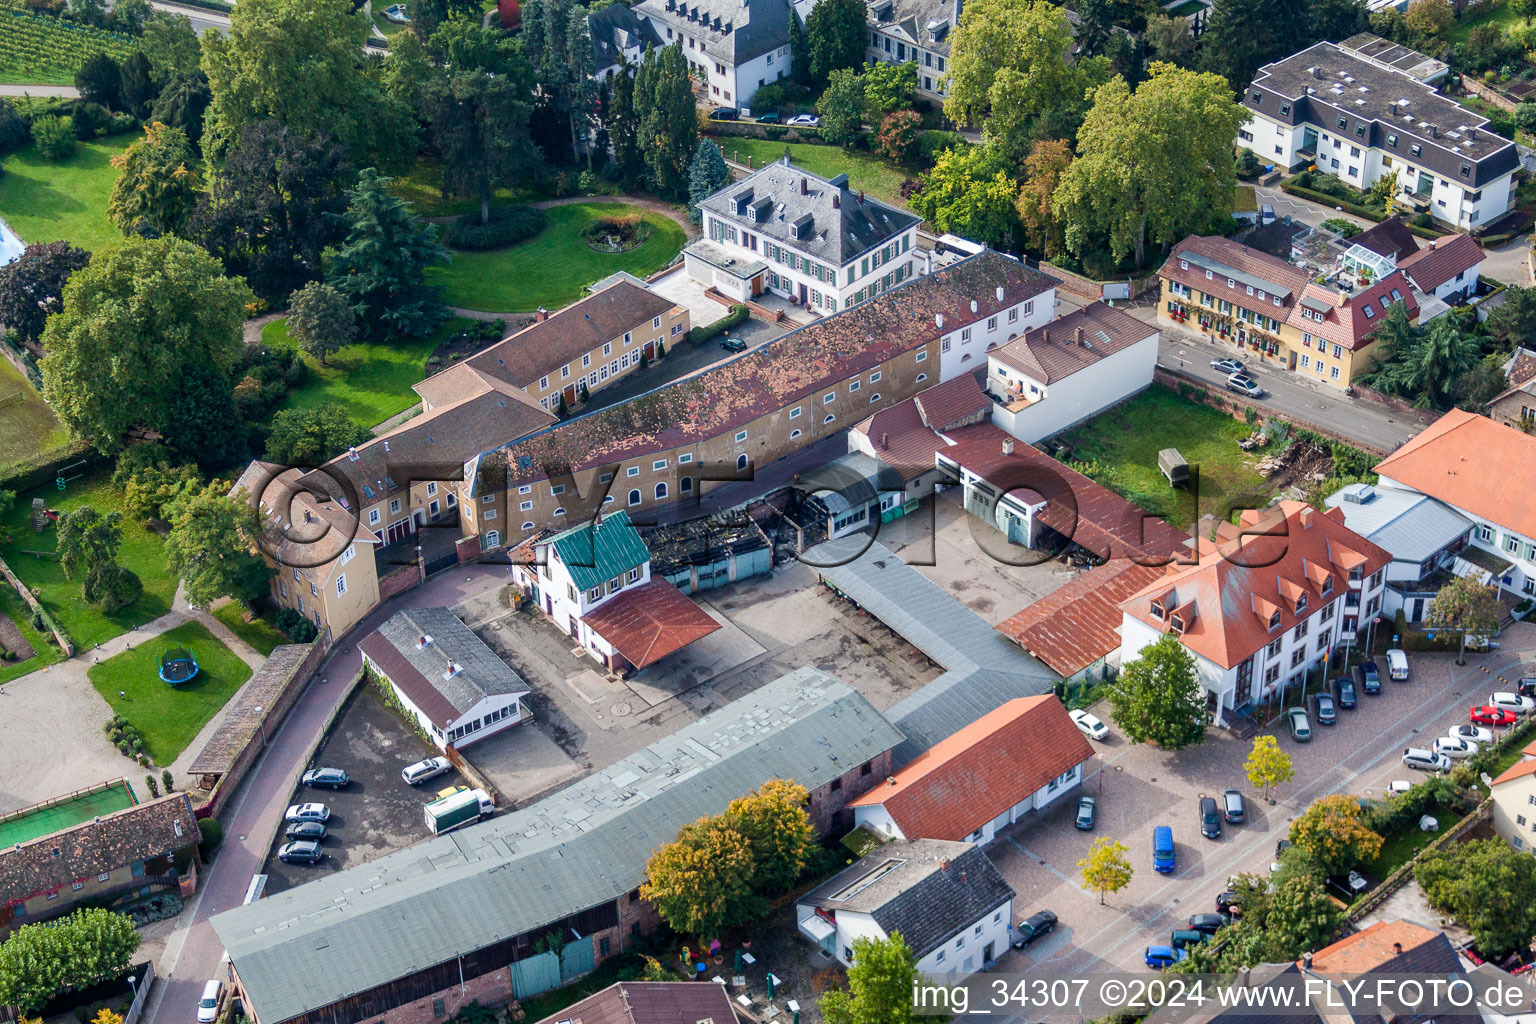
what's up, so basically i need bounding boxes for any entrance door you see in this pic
[799,282,808,304]
[643,341,655,360]
[564,385,577,406]
[983,942,995,965]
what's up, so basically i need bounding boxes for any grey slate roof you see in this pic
[800,451,905,515]
[1325,483,1471,563]
[633,0,792,66]
[698,160,921,266]
[362,608,529,725]
[810,539,1055,764]
[800,839,1012,959]
[588,3,662,69]
[869,0,959,58]
[211,668,903,1024]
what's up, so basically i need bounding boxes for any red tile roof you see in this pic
[1309,919,1443,973]
[846,696,1093,841]
[1398,233,1485,293]
[1492,758,1536,786]
[1373,408,1536,542]
[996,560,1166,677]
[1291,273,1417,351]
[990,302,1157,385]
[1119,502,1392,670]
[1161,237,1311,317]
[580,578,722,669]
[530,981,740,1024]
[912,371,989,429]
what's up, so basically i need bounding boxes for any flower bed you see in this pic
[582,213,652,253]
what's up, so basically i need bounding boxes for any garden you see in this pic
[0,0,134,85]
[0,351,72,481]
[709,136,915,206]
[429,202,686,313]
[212,601,289,656]
[87,620,252,765]
[0,129,136,253]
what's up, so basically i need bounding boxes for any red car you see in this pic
[1471,705,1519,727]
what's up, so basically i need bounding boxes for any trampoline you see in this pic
[159,646,200,685]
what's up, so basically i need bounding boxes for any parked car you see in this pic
[277,840,324,864]
[1222,788,1246,824]
[1388,780,1413,795]
[710,107,739,120]
[1211,357,1246,376]
[1215,890,1241,914]
[284,820,327,841]
[1012,910,1058,948]
[1450,724,1493,745]
[720,337,747,353]
[1199,796,1222,839]
[1313,692,1337,724]
[402,757,452,785]
[1335,677,1357,708]
[1145,945,1187,969]
[1432,736,1478,759]
[755,112,781,123]
[1491,692,1535,715]
[1225,373,1264,398]
[1402,747,1451,772]
[1356,660,1382,694]
[1517,677,1536,699]
[1385,649,1409,681]
[1287,707,1312,742]
[197,981,223,1024]
[1272,838,1293,873]
[1171,929,1209,951]
[1153,825,1175,873]
[301,767,349,789]
[1467,634,1501,652]
[1187,913,1229,935]
[1471,705,1519,727]
[787,113,820,126]
[1075,795,1096,830]
[1070,708,1110,741]
[284,802,330,822]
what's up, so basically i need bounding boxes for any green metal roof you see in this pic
[549,509,650,592]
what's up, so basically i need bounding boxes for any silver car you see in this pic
[402,756,452,785]
[1402,747,1450,772]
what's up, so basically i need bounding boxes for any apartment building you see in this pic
[687,159,924,315]
[865,0,957,100]
[631,0,793,106]
[1240,41,1518,229]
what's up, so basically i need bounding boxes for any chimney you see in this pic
[1393,942,1403,954]
[1002,438,1014,456]
[1042,328,1049,345]
[1299,506,1314,528]
[1074,326,1084,347]
[800,177,808,195]
[304,508,313,523]
[1429,238,1437,250]
[536,307,550,322]
[833,192,840,209]
[1303,952,1314,969]
[880,431,888,448]
[960,871,967,883]
[939,858,950,872]
[886,776,897,785]
[857,190,865,205]
[1429,125,1438,138]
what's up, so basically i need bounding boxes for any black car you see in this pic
[1187,913,1229,935]
[1199,796,1222,839]
[284,821,327,841]
[1012,910,1058,948]
[710,106,739,120]
[1215,890,1241,914]
[720,337,747,353]
[1335,677,1357,709]
[1075,795,1096,831]
[755,112,781,123]
[277,840,324,864]
[1312,692,1337,725]
[301,767,349,789]
[1356,660,1382,694]
[1517,677,1536,699]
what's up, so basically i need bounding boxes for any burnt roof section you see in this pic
[1247,42,1518,187]
[698,159,921,265]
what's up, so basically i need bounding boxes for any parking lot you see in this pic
[260,685,460,893]
[984,633,1536,978]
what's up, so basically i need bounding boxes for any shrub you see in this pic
[144,774,159,797]
[440,205,548,250]
[197,817,222,854]
[918,129,965,166]
[688,304,750,344]
[274,606,319,643]
[30,114,75,160]
[1320,217,1361,237]
[161,768,173,792]
[0,99,29,155]
[66,101,109,139]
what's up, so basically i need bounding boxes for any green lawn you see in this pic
[1366,798,1463,881]
[711,137,913,206]
[88,621,252,765]
[0,131,133,252]
[0,469,176,648]
[261,317,471,429]
[212,602,288,657]
[1450,0,1521,44]
[0,354,71,479]
[0,585,63,685]
[387,157,541,218]
[1052,385,1276,531]
[430,203,687,313]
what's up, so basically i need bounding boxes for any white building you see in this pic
[797,839,1014,978]
[865,0,957,100]
[1397,232,1486,305]
[1241,41,1518,230]
[359,607,530,750]
[1325,482,1474,623]
[984,300,1158,443]
[631,0,793,108]
[587,4,663,79]
[1116,502,1392,725]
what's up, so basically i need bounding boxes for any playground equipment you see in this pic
[30,497,59,532]
[158,646,200,685]
[55,460,87,491]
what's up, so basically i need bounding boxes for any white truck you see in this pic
[424,788,494,835]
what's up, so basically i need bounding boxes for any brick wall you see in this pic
[806,750,895,836]
[378,563,423,601]
[373,968,515,1024]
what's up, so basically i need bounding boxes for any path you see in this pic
[0,84,79,98]
[241,312,282,347]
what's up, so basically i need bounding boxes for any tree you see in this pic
[910,145,1020,250]
[405,0,479,38]
[1014,138,1071,256]
[862,60,916,122]
[520,0,596,163]
[76,53,124,110]
[1073,0,1116,57]
[40,236,252,452]
[604,61,642,186]
[55,505,141,611]
[788,10,812,86]
[200,0,413,167]
[31,115,76,161]
[327,168,450,340]
[816,67,866,146]
[1312,0,1369,41]
[423,70,536,225]
[632,43,697,200]
[1416,838,1536,958]
[721,780,815,894]
[1289,794,1383,875]
[1483,285,1536,351]
[687,138,729,217]
[820,934,918,1024]
[1053,64,1245,269]
[192,120,352,304]
[1198,0,1307,92]
[287,281,357,365]
[164,483,270,607]
[1243,734,1294,804]
[1105,631,1208,749]
[641,817,762,937]
[119,51,157,120]
[108,122,202,238]
[0,909,139,1015]
[0,241,91,344]
[112,444,202,522]
[264,405,372,466]
[873,110,922,164]
[1263,871,1345,955]
[1515,0,1536,24]
[149,72,213,148]
[1142,14,1196,67]
[1363,306,1482,410]
[1454,352,1511,412]
[1404,0,1453,44]
[164,362,251,471]
[805,0,868,87]
[140,11,203,84]
[1426,575,1502,665]
[1078,836,1133,905]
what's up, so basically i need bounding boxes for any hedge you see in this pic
[441,205,548,251]
[1280,181,1451,238]
[688,304,749,344]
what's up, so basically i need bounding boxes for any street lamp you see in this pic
[254,705,267,745]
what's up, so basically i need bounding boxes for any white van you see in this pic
[197,980,223,1023]
[1385,649,1409,681]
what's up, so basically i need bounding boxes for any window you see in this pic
[539,375,549,390]
[916,349,927,362]
[849,380,860,393]
[824,413,835,424]
[734,429,748,442]
[426,482,437,496]
[869,393,881,403]
[869,370,881,384]
[520,500,533,511]
[390,498,401,514]
[627,466,640,477]
[628,489,641,506]
[433,1000,446,1019]
[736,454,749,470]
[482,509,497,520]
[1411,144,1422,158]
[561,365,570,379]
[368,509,381,526]
[655,482,668,500]
[653,459,668,470]
[789,406,802,419]
[824,391,836,403]
[987,316,997,331]
[916,373,927,382]
[522,521,534,530]
[790,428,802,439]
[603,342,612,356]
[582,354,591,368]
[336,574,348,597]
[961,327,971,341]
[681,476,693,492]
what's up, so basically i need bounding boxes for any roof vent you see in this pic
[970,299,978,314]
[934,313,944,328]
[418,634,434,648]
[1002,438,1014,456]
[996,286,1005,302]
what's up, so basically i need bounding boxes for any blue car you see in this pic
[1146,945,1187,969]
[1153,825,1175,873]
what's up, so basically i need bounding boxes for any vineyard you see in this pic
[0,2,135,86]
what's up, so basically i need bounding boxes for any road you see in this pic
[148,0,229,34]
[0,85,80,97]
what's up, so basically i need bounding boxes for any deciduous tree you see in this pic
[57,506,143,608]
[1014,138,1071,255]
[163,483,270,607]
[820,934,918,1024]
[108,122,202,238]
[0,909,139,1015]
[641,817,762,938]
[423,70,536,225]
[1104,631,1208,749]
[40,236,251,451]
[1197,0,1307,91]
[75,53,124,110]
[873,109,922,164]
[862,60,916,122]
[816,67,866,146]
[1426,575,1502,665]
[286,281,357,366]
[1483,285,1536,351]
[140,11,203,84]
[1263,871,1345,956]
[910,144,1020,250]
[1078,836,1133,905]
[327,168,449,339]
[1289,794,1383,875]
[1243,734,1294,803]
[1142,14,1195,67]
[633,43,697,200]
[264,405,372,466]
[805,0,868,87]
[722,779,815,894]
[0,240,91,344]
[1404,0,1453,45]
[112,444,202,523]
[1416,838,1536,958]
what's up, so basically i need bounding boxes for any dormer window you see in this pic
[1150,598,1167,619]
[1295,593,1308,612]
[1179,260,1188,270]
[1279,103,1291,116]
[1363,304,1375,318]
[1337,117,1348,130]
[1321,576,1333,596]
[1410,144,1422,158]
[1387,133,1398,147]
[1169,612,1186,634]
[1268,611,1281,631]
[1251,91,1262,103]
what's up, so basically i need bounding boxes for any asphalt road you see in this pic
[148,0,230,34]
